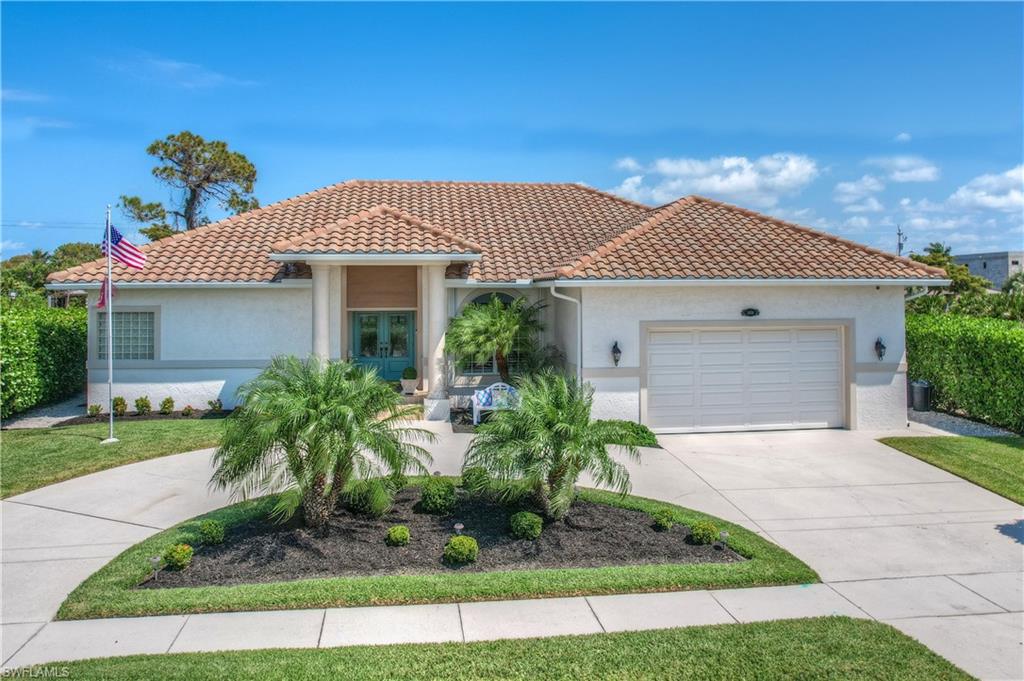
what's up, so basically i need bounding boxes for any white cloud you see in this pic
[843,197,884,213]
[947,165,1024,212]
[17,221,44,229]
[0,240,26,253]
[893,132,912,143]
[609,153,819,207]
[833,174,884,204]
[1,88,48,102]
[614,157,642,172]
[105,54,257,89]
[842,216,870,231]
[866,156,940,182]
[3,117,74,141]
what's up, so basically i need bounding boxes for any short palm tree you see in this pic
[211,356,435,528]
[463,371,640,520]
[445,295,544,382]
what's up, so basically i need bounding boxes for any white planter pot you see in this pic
[423,396,451,421]
[400,379,418,395]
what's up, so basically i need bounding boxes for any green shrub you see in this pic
[689,520,719,545]
[401,366,417,380]
[510,511,543,540]
[181,405,195,417]
[0,306,87,418]
[134,396,152,416]
[906,314,1024,432]
[388,471,408,491]
[112,396,127,417]
[198,520,225,545]
[87,404,102,418]
[207,398,223,413]
[651,509,676,531]
[344,479,394,518]
[159,397,175,415]
[420,477,456,514]
[461,466,491,494]
[386,525,410,546]
[443,535,478,564]
[162,543,194,570]
[600,419,659,447]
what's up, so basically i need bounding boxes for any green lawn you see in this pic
[1,418,225,498]
[880,436,1024,504]
[40,618,968,680]
[57,484,817,620]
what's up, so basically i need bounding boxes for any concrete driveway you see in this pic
[2,423,1021,679]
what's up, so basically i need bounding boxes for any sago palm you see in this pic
[445,295,544,382]
[463,371,640,520]
[211,356,435,528]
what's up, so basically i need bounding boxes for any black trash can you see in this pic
[910,380,932,412]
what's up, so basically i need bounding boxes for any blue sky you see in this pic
[3,2,1022,258]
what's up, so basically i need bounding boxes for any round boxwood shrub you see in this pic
[134,396,152,416]
[386,525,411,546]
[198,519,225,545]
[689,520,719,545]
[509,511,543,540]
[181,405,195,417]
[443,535,478,564]
[159,396,175,415]
[112,396,127,417]
[162,543,194,570]
[420,477,456,515]
[651,509,676,531]
[460,466,491,494]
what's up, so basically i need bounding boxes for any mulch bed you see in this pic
[60,410,230,427]
[142,488,743,589]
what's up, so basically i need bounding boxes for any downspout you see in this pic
[548,285,582,383]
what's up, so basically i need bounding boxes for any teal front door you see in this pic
[352,312,415,381]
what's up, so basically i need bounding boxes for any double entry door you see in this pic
[352,311,415,381]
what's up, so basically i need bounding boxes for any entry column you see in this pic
[311,264,330,360]
[424,264,449,420]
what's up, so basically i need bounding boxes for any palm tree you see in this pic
[445,295,544,382]
[211,356,435,529]
[463,371,640,520]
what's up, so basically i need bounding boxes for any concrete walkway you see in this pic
[2,423,1021,679]
[1,392,87,430]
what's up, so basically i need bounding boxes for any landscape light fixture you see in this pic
[454,523,465,535]
[874,338,887,361]
[611,341,622,366]
[149,555,162,580]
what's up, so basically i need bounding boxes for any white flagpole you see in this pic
[101,205,118,444]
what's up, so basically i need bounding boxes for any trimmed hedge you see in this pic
[1,306,87,418]
[906,314,1024,433]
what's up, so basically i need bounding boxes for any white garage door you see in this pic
[644,326,844,432]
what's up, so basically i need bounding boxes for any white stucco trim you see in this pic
[46,281,313,290]
[547,278,951,287]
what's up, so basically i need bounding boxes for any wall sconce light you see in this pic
[874,338,887,361]
[741,307,760,317]
[611,341,622,366]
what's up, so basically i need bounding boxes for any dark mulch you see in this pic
[450,409,481,434]
[142,489,743,589]
[61,410,230,427]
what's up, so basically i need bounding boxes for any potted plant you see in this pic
[400,366,419,395]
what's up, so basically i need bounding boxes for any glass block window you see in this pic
[97,311,155,360]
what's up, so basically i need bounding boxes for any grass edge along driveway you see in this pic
[58,485,818,620]
[1,418,225,498]
[880,435,1024,505]
[28,617,969,680]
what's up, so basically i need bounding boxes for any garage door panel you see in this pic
[645,325,843,433]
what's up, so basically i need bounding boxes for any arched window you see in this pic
[470,292,515,307]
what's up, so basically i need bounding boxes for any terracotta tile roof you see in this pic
[47,181,945,285]
[545,196,947,281]
[270,204,482,256]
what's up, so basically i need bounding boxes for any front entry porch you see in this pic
[351,311,415,381]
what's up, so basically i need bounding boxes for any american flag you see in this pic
[96,278,116,309]
[102,226,147,270]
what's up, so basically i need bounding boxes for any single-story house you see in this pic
[47,180,948,432]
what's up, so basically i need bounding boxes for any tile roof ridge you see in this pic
[567,182,653,210]
[46,180,355,283]
[345,178,578,189]
[270,202,483,253]
[688,195,947,277]
[540,196,699,279]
